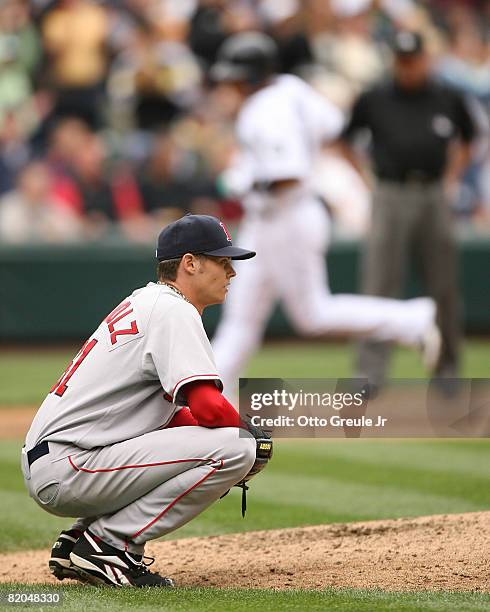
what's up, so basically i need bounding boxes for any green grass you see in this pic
[1,342,489,609]
[0,339,489,406]
[245,339,490,379]
[2,436,490,552]
[0,341,489,552]
[0,351,73,406]
[1,584,490,612]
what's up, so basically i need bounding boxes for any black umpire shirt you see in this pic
[341,81,476,181]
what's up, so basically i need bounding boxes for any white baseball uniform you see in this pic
[22,283,255,554]
[212,74,436,400]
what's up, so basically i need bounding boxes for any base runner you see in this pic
[209,32,441,401]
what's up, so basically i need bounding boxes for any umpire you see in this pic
[339,30,477,383]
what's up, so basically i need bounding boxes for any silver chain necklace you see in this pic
[159,281,191,304]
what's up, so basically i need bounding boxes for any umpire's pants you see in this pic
[357,180,461,384]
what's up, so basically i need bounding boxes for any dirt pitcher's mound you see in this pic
[0,407,36,440]
[1,512,489,591]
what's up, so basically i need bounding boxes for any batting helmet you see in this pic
[210,32,278,85]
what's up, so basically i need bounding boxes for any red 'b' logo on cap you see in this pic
[220,221,232,242]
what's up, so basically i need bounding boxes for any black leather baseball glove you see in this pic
[221,417,273,516]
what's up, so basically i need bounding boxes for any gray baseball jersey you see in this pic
[25,283,222,451]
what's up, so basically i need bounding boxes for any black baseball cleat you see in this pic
[49,529,86,582]
[70,530,175,587]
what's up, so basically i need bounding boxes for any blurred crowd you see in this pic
[0,0,489,244]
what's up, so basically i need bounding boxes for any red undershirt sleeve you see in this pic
[182,380,242,428]
[165,406,199,428]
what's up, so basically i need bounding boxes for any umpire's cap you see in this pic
[156,214,256,261]
[210,32,278,85]
[392,31,424,56]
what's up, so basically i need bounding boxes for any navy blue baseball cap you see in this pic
[156,214,256,261]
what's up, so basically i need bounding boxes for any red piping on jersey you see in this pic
[129,460,224,540]
[172,374,219,397]
[68,455,220,473]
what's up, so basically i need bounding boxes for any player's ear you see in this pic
[180,253,199,275]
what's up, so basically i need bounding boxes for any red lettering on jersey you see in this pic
[105,299,139,345]
[50,338,98,397]
[106,300,132,326]
[110,320,139,344]
[219,221,232,242]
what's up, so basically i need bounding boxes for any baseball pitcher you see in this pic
[21,214,272,588]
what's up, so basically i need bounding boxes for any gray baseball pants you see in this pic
[22,427,255,554]
[357,180,461,385]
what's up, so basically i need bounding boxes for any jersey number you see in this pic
[49,301,138,397]
[50,338,98,397]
